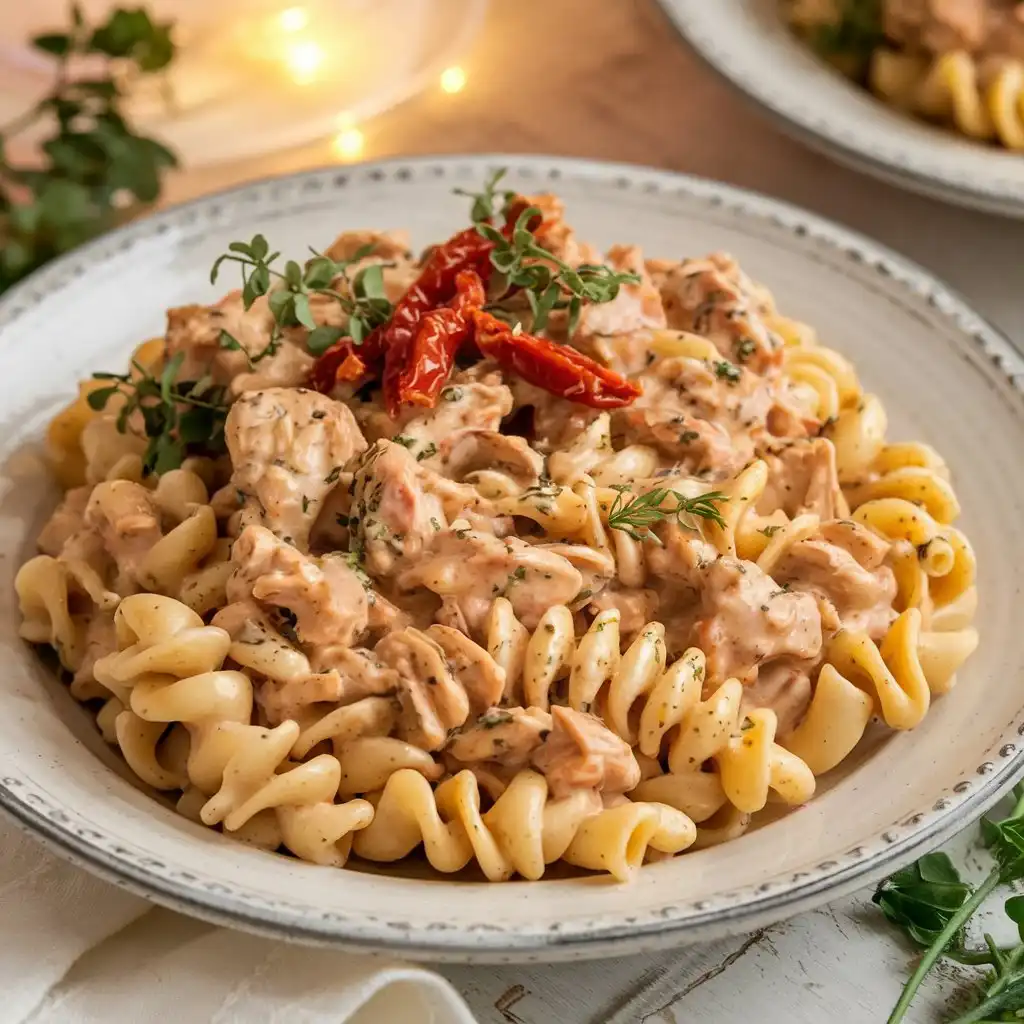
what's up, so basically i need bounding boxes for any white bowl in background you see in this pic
[656,0,1024,218]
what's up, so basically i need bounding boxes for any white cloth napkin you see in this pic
[0,815,478,1024]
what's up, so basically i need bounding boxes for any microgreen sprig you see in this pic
[87,352,230,475]
[606,486,728,544]
[875,785,1024,1023]
[209,236,393,356]
[452,168,517,224]
[457,170,641,337]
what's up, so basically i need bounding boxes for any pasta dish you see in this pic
[16,171,979,883]
[785,0,1024,150]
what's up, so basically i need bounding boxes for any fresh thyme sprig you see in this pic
[452,168,517,224]
[875,785,1024,1023]
[87,351,230,474]
[209,236,392,356]
[458,170,641,336]
[606,486,728,544]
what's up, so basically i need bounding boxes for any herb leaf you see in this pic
[457,169,640,336]
[209,239,393,354]
[89,355,229,475]
[877,786,1024,1023]
[606,486,728,543]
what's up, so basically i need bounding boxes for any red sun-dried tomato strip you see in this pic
[472,308,641,409]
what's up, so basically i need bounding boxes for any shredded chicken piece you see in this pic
[656,254,783,376]
[401,380,514,447]
[620,354,775,474]
[884,0,988,55]
[424,624,505,713]
[225,387,366,550]
[38,486,91,556]
[396,529,583,632]
[308,644,401,699]
[84,480,162,587]
[695,557,823,683]
[447,706,553,768]
[760,439,845,519]
[375,627,470,751]
[740,661,813,738]
[819,518,891,570]
[165,292,313,396]
[325,228,411,261]
[228,525,369,646]
[531,705,641,799]
[774,538,898,639]
[350,440,449,577]
[432,430,543,485]
[73,612,116,688]
[518,192,601,267]
[257,673,348,726]
[230,343,314,399]
[588,587,661,635]
[573,245,666,373]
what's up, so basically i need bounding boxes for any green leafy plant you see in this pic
[875,785,1024,1022]
[0,5,177,292]
[87,352,230,475]
[209,235,392,354]
[606,486,728,543]
[458,169,641,337]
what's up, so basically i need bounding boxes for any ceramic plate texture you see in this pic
[656,0,1024,219]
[1,155,1023,963]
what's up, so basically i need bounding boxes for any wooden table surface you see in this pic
[144,2,1024,1021]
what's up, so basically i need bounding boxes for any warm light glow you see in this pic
[279,7,309,32]
[285,40,324,83]
[333,126,365,160]
[440,65,467,94]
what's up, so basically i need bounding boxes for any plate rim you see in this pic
[2,151,1024,958]
[652,0,1024,219]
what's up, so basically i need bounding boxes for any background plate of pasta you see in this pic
[657,0,1024,219]
[0,154,1021,961]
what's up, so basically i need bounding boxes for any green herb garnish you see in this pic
[713,360,741,385]
[606,486,728,544]
[875,786,1024,1022]
[807,0,883,62]
[458,170,640,337]
[88,352,229,475]
[209,236,392,355]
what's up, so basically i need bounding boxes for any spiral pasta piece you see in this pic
[487,601,815,816]
[353,768,695,883]
[15,555,83,671]
[874,49,1024,151]
[94,593,374,867]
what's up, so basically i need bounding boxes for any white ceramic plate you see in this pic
[656,0,1024,218]
[1,155,1023,962]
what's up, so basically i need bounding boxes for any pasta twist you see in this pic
[15,555,85,671]
[872,49,1024,152]
[352,767,695,882]
[485,599,815,816]
[94,594,374,866]
[783,608,979,774]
